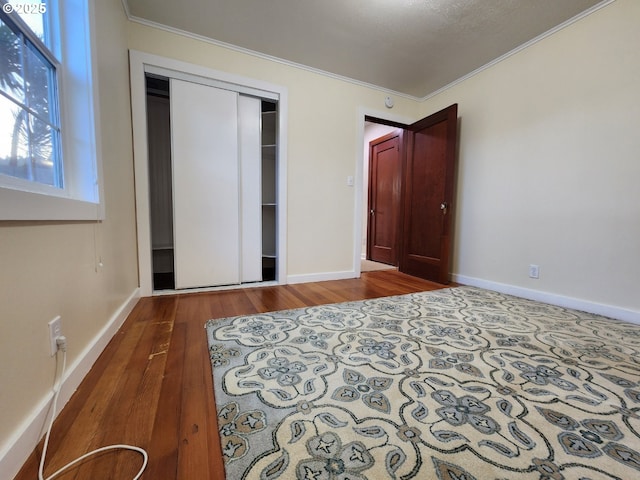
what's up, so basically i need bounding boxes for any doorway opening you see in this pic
[360,105,458,284]
[362,120,402,272]
[362,115,411,272]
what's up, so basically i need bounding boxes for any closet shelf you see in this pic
[152,245,174,251]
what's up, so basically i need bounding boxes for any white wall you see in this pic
[0,0,139,477]
[420,0,639,319]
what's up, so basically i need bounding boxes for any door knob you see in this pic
[440,202,448,214]
[370,209,375,215]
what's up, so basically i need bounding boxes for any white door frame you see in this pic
[129,50,288,296]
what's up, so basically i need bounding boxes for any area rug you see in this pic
[205,286,640,479]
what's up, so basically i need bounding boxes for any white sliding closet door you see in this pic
[171,79,240,289]
[238,95,262,283]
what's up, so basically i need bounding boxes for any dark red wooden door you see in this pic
[399,104,458,284]
[367,131,402,265]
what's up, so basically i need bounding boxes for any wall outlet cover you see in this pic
[529,264,540,279]
[48,316,62,356]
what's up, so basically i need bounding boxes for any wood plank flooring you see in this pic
[13,271,448,480]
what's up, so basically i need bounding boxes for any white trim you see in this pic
[452,274,640,325]
[275,94,288,286]
[0,288,140,480]
[129,50,288,296]
[130,51,287,101]
[287,270,357,285]
[145,66,279,101]
[129,51,153,296]
[87,0,105,219]
[120,0,131,18]
[0,188,101,220]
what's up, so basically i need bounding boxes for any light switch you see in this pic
[347,176,354,186]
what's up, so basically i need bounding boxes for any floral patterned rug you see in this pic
[205,286,640,479]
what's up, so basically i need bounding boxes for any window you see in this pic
[0,0,102,220]
[0,0,62,188]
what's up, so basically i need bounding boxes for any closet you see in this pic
[261,102,277,280]
[145,73,278,291]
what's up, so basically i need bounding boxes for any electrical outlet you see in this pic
[529,264,540,279]
[48,316,63,356]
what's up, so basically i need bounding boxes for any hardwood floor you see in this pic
[14,271,448,480]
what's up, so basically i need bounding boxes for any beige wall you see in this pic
[127,23,420,278]
[420,0,640,313]
[0,0,138,466]
[2,0,639,473]
[128,0,639,308]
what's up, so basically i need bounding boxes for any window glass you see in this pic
[29,108,57,184]
[25,40,53,119]
[0,0,101,220]
[1,0,61,188]
[0,15,24,104]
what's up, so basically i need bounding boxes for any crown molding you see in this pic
[125,14,420,101]
[120,0,131,18]
[420,0,615,102]
[122,0,615,103]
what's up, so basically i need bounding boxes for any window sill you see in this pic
[0,186,103,221]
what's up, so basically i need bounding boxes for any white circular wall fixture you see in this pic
[384,96,394,108]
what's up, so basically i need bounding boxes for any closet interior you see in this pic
[261,101,277,281]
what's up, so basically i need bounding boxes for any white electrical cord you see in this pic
[38,337,148,480]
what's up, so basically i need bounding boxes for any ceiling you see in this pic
[124,0,605,98]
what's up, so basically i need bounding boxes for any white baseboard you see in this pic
[452,274,639,325]
[287,270,357,285]
[0,288,140,480]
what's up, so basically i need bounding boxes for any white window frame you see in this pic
[0,0,103,220]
